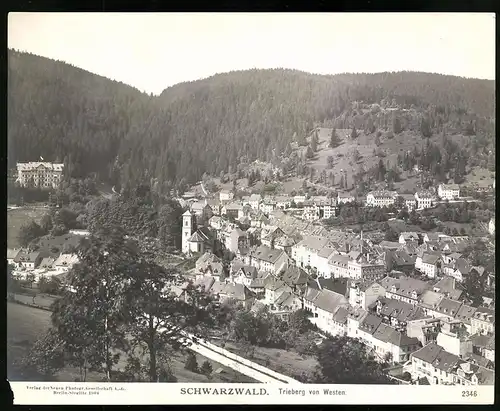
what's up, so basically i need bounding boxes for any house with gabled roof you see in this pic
[281,265,309,293]
[471,307,495,336]
[410,342,461,385]
[14,250,43,270]
[414,190,435,210]
[437,184,460,200]
[430,298,463,321]
[210,282,255,309]
[7,248,21,266]
[445,258,471,283]
[349,280,386,311]
[415,253,441,278]
[376,297,426,331]
[383,249,416,273]
[263,276,292,306]
[291,235,334,271]
[382,275,431,305]
[411,342,493,385]
[269,290,303,321]
[371,322,421,363]
[399,232,419,245]
[432,277,464,301]
[245,244,289,275]
[195,252,225,282]
[454,304,477,334]
[304,286,349,336]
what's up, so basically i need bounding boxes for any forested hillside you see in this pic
[8,50,495,194]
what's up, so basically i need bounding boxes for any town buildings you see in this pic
[16,162,64,189]
[366,191,397,207]
[415,191,435,210]
[438,184,460,200]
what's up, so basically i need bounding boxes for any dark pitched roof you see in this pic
[359,314,383,335]
[313,289,348,314]
[435,298,463,317]
[473,307,495,324]
[422,253,440,265]
[378,298,426,322]
[372,323,420,347]
[332,307,349,324]
[411,343,460,372]
[282,265,309,286]
[418,290,445,310]
[250,245,286,264]
[455,304,477,323]
[384,276,430,299]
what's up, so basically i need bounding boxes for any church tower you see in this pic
[182,210,196,254]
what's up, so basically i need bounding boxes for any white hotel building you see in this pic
[365,191,397,207]
[16,162,64,189]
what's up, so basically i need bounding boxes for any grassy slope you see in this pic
[7,302,255,383]
[212,340,318,378]
[7,207,48,248]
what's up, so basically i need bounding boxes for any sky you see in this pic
[8,12,496,95]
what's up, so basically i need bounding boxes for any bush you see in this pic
[200,360,213,377]
[184,352,198,373]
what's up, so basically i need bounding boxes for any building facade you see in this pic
[16,162,64,189]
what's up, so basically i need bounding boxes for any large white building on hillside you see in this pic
[16,162,64,189]
[366,191,397,207]
[438,184,460,200]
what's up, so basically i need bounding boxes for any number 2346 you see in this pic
[462,391,477,397]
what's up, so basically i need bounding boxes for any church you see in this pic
[182,210,215,255]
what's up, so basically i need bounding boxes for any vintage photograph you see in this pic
[7,12,495,398]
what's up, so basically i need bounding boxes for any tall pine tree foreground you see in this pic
[50,226,214,382]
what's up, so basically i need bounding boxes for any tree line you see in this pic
[9,50,495,196]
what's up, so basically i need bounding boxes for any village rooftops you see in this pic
[238,265,258,279]
[421,254,440,265]
[275,236,295,247]
[14,250,41,263]
[264,276,291,293]
[434,298,463,317]
[282,265,309,287]
[379,241,402,250]
[194,276,216,293]
[378,297,426,323]
[296,235,333,252]
[368,190,397,199]
[359,313,383,335]
[372,323,420,347]
[332,306,349,324]
[17,162,64,171]
[433,277,464,300]
[418,290,445,310]
[473,307,495,324]
[411,343,460,373]
[312,288,347,314]
[7,248,21,261]
[318,247,337,259]
[400,232,419,240]
[400,194,417,201]
[250,244,285,264]
[440,184,460,191]
[454,304,477,323]
[211,282,252,301]
[415,190,435,199]
[382,276,431,299]
[39,257,56,269]
[387,249,416,266]
[328,254,351,268]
